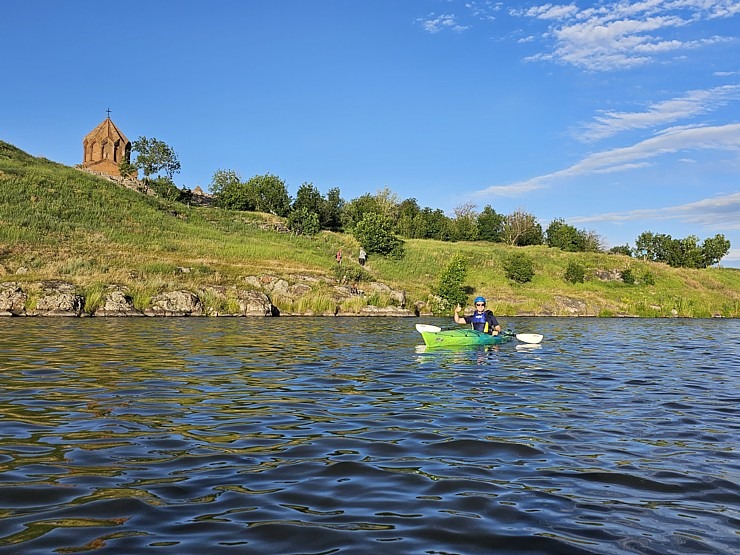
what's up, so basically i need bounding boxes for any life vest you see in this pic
[470,310,493,333]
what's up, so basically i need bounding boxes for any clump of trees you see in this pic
[122,159,729,268]
[631,232,730,269]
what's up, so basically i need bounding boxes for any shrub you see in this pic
[621,268,635,284]
[641,270,655,285]
[334,264,372,284]
[434,254,468,307]
[353,213,405,258]
[287,207,321,236]
[564,261,585,283]
[504,252,535,283]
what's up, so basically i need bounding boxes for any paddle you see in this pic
[415,323,543,344]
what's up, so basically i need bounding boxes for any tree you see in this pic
[702,234,731,267]
[323,187,344,231]
[118,160,137,179]
[287,207,321,236]
[131,136,180,182]
[246,174,291,216]
[546,218,584,252]
[451,202,479,242]
[609,244,633,256]
[210,169,255,211]
[477,205,505,242]
[292,182,324,215]
[342,194,383,230]
[352,212,404,257]
[503,210,543,246]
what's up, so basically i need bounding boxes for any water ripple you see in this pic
[0,317,737,554]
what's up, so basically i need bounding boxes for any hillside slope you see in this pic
[1,140,738,317]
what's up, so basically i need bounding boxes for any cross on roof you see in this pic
[106,108,111,118]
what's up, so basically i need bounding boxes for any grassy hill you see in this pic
[1,140,738,317]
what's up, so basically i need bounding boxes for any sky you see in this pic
[2,0,739,266]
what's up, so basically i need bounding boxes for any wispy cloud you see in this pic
[417,13,470,33]
[577,84,740,142]
[567,191,740,231]
[512,1,740,71]
[474,122,740,197]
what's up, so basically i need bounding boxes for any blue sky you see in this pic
[2,1,739,266]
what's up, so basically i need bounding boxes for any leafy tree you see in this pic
[352,212,405,257]
[609,244,633,256]
[564,261,585,283]
[342,194,383,230]
[419,207,453,240]
[546,219,583,251]
[395,198,422,238]
[635,231,672,262]
[287,207,321,236]
[503,210,543,246]
[323,187,345,231]
[131,136,181,182]
[374,187,400,223]
[292,182,324,215]
[434,253,468,308]
[665,235,704,269]
[247,174,291,216]
[702,234,731,267]
[149,176,191,203]
[118,160,137,179]
[504,252,535,283]
[210,169,255,211]
[477,205,505,242]
[451,202,479,241]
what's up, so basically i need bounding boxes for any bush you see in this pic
[504,252,535,283]
[353,213,405,258]
[564,261,585,283]
[333,264,372,284]
[287,207,321,236]
[434,254,468,307]
[641,271,655,285]
[620,268,635,284]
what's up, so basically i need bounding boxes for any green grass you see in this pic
[1,139,738,317]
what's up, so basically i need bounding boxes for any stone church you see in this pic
[82,114,130,177]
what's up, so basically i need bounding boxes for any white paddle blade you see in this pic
[415,324,442,333]
[516,333,543,344]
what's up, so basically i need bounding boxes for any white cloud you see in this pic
[577,84,740,142]
[513,0,740,71]
[418,13,470,33]
[567,191,740,231]
[475,123,740,197]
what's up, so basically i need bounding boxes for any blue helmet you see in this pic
[474,296,486,304]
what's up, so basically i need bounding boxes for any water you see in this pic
[0,317,738,554]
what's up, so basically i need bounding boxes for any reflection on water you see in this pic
[0,317,738,554]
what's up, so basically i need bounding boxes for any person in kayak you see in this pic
[454,296,501,335]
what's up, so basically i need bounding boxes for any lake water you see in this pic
[0,317,738,554]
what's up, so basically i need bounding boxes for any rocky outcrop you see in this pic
[34,281,85,317]
[0,282,27,316]
[0,274,411,317]
[144,290,204,317]
[94,286,143,317]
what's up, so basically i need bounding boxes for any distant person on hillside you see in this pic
[454,296,500,335]
[336,248,342,265]
[359,248,367,266]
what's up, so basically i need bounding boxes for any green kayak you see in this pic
[418,327,514,347]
